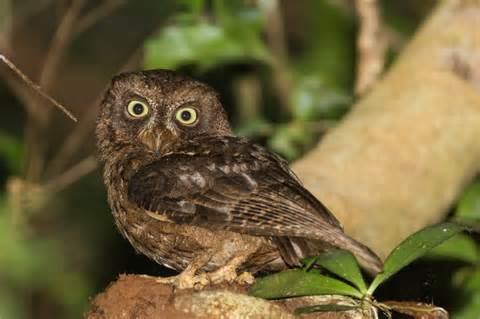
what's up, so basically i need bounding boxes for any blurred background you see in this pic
[1,0,480,318]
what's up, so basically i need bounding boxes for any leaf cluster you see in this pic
[250,222,466,317]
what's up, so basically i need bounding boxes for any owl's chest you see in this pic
[109,193,203,269]
[110,197,281,272]
[103,159,205,267]
[104,163,281,272]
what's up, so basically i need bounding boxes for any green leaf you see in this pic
[0,202,92,317]
[0,289,26,319]
[144,22,269,70]
[249,269,363,299]
[144,1,270,71]
[454,293,480,319]
[267,124,302,160]
[457,181,480,220]
[303,250,367,293]
[177,0,205,14]
[291,76,351,120]
[0,132,24,174]
[293,0,355,88]
[367,222,465,294]
[453,270,480,319]
[267,122,315,161]
[427,233,478,264]
[294,304,359,315]
[234,117,273,138]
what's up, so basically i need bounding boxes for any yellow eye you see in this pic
[127,100,149,118]
[175,107,198,125]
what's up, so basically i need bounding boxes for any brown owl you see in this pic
[96,70,382,289]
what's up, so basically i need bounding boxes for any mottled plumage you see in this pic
[96,70,382,288]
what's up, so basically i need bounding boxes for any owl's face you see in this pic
[96,70,232,158]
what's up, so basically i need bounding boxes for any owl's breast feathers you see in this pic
[127,135,383,273]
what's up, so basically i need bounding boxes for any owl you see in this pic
[95,70,382,289]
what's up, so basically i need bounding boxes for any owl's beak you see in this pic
[138,128,164,152]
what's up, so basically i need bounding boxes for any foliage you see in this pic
[0,132,91,318]
[250,222,467,316]
[0,132,24,175]
[303,250,367,293]
[456,181,480,220]
[249,177,480,318]
[249,269,364,299]
[429,180,480,319]
[144,0,270,71]
[367,222,465,294]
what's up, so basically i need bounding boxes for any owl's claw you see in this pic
[235,271,255,285]
[155,269,254,289]
[155,273,210,290]
[207,265,254,286]
[154,247,257,289]
[154,252,213,289]
[208,264,237,284]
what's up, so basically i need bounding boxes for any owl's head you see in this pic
[96,70,232,160]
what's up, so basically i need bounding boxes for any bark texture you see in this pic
[86,275,368,319]
[87,0,480,317]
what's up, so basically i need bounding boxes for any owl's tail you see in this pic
[275,229,383,275]
[332,232,383,275]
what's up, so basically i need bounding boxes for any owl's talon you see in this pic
[235,272,255,285]
[208,265,237,284]
[155,276,176,285]
[190,274,210,290]
[155,273,211,290]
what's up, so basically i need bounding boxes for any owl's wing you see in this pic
[128,137,341,235]
[128,136,382,273]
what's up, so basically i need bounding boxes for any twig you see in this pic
[0,54,77,122]
[38,0,86,93]
[0,0,12,51]
[0,64,48,121]
[44,156,98,193]
[6,177,26,230]
[23,0,86,182]
[330,0,404,52]
[43,95,100,178]
[44,47,144,178]
[259,0,293,114]
[41,0,130,179]
[354,0,387,96]
[74,0,127,35]
[0,0,54,52]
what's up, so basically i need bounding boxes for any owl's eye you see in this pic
[127,100,149,118]
[175,107,198,126]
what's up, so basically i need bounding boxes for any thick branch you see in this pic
[293,0,480,257]
[86,275,368,319]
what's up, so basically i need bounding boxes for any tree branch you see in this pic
[86,275,370,319]
[74,0,126,35]
[354,0,387,95]
[293,0,480,257]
